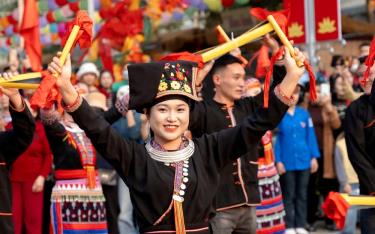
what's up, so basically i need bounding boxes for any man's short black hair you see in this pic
[211,54,243,75]
[359,42,370,49]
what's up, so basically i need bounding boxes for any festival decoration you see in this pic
[314,0,341,42]
[19,0,42,71]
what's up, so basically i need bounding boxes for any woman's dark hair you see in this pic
[331,55,345,67]
[329,73,341,103]
[144,95,192,115]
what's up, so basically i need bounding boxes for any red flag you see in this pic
[19,0,42,71]
[315,0,341,42]
[283,0,306,44]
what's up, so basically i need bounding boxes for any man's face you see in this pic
[214,63,246,101]
[360,45,370,57]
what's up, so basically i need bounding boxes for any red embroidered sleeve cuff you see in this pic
[274,84,298,107]
[63,94,83,113]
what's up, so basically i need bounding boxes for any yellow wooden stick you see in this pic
[59,25,80,67]
[267,15,304,67]
[216,25,231,42]
[0,83,39,89]
[341,193,375,206]
[0,24,81,89]
[201,23,274,62]
[0,72,41,84]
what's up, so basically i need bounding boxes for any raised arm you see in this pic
[0,84,35,165]
[198,47,306,169]
[47,54,143,178]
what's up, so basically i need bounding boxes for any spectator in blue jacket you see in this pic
[274,84,320,234]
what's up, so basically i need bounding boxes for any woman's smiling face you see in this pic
[148,98,190,149]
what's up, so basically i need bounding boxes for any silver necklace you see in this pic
[145,140,195,163]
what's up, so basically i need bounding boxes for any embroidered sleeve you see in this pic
[115,93,129,116]
[274,84,298,107]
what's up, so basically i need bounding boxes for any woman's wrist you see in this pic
[60,83,79,106]
[9,93,24,112]
[63,93,82,113]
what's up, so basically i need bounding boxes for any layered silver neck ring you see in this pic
[145,140,195,163]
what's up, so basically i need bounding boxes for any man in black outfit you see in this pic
[190,53,286,233]
[345,54,375,233]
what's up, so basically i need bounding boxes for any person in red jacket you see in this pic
[9,100,52,234]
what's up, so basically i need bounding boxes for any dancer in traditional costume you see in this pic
[40,94,126,234]
[0,80,35,234]
[47,46,305,233]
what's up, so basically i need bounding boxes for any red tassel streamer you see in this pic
[304,61,317,101]
[264,47,284,108]
[263,48,317,107]
[361,35,375,85]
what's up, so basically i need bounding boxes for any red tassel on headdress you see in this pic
[160,52,204,69]
[362,35,375,85]
[264,47,284,108]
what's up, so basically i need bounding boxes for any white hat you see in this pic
[77,62,100,80]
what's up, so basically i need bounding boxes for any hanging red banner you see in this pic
[315,0,341,42]
[284,0,306,44]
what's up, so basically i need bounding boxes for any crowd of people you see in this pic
[0,34,374,234]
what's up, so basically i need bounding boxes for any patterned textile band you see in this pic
[256,163,285,234]
[50,177,108,234]
[256,131,285,234]
[55,169,98,180]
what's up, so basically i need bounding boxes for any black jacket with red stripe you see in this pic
[0,102,35,234]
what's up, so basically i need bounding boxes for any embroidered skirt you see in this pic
[50,177,108,234]
[256,163,285,234]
